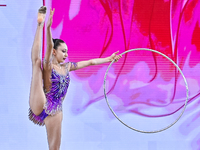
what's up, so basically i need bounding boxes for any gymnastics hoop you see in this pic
[104,48,189,133]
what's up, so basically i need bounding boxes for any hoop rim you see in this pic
[103,48,189,133]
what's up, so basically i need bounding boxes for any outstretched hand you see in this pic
[109,51,122,62]
[47,8,55,28]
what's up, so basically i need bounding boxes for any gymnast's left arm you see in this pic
[71,51,122,71]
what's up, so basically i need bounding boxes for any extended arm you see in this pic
[70,51,122,71]
[44,8,55,69]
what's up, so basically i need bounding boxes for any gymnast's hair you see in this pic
[52,38,65,50]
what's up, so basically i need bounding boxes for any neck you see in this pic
[52,57,60,65]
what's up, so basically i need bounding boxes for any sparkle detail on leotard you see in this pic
[29,62,77,126]
[43,68,70,115]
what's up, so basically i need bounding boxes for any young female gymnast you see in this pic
[28,6,122,150]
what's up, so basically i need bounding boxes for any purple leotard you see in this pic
[29,62,77,126]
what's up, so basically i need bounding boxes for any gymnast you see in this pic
[28,6,122,150]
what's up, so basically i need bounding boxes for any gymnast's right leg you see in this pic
[29,6,47,116]
[44,112,63,150]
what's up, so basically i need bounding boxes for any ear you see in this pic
[53,49,56,56]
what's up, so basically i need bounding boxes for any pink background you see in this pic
[48,0,200,149]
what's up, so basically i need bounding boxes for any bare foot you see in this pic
[37,6,47,25]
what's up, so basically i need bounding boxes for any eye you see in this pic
[62,50,66,53]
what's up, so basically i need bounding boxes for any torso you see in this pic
[43,62,70,94]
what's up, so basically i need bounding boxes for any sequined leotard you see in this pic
[29,62,77,126]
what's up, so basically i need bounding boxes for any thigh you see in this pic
[29,59,46,115]
[44,112,63,150]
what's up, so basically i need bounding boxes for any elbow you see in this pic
[50,41,54,47]
[90,59,96,65]
[47,44,53,49]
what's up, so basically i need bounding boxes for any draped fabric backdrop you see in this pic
[0,0,200,149]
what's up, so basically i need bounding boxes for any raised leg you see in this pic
[44,112,63,150]
[29,6,47,115]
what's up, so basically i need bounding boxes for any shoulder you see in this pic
[43,58,53,70]
[61,62,78,72]
[62,62,70,71]
[62,62,70,67]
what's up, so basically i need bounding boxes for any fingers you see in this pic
[48,8,55,24]
[114,54,122,62]
[50,8,55,16]
[113,51,119,55]
[111,50,122,63]
[51,8,55,15]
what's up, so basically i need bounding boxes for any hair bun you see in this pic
[52,38,65,50]
[52,38,57,44]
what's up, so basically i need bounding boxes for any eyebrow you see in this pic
[62,49,68,52]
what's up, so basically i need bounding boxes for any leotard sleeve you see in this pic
[64,62,77,71]
[69,62,77,71]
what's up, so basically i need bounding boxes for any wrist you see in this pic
[38,23,44,27]
[107,56,112,62]
[47,26,51,29]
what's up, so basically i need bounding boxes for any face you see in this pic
[53,43,68,63]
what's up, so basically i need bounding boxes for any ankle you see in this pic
[37,23,44,27]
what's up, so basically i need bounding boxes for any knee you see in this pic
[29,101,44,116]
[48,136,61,150]
[49,143,60,150]
[49,147,59,150]
[34,110,42,116]
[32,58,42,67]
[31,108,42,116]
[29,103,43,116]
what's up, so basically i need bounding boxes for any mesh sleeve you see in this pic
[70,62,77,71]
[43,57,52,66]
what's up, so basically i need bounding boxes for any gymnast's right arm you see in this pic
[44,8,55,69]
